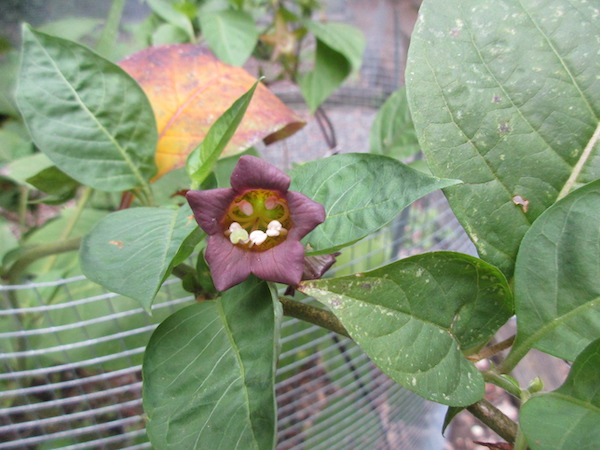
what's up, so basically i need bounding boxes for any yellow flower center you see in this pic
[223,189,291,251]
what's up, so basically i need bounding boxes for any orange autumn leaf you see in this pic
[119,45,305,179]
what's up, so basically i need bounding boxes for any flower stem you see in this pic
[278,296,350,338]
[467,398,518,443]
[483,371,522,400]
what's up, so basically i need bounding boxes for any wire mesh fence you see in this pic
[0,0,484,448]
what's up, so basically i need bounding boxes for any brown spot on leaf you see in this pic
[512,195,529,213]
[498,121,511,133]
[109,240,124,248]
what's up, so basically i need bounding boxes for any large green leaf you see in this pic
[406,0,600,277]
[509,180,600,365]
[289,153,460,255]
[15,26,157,191]
[370,87,420,160]
[520,338,600,449]
[80,204,199,310]
[300,252,513,405]
[199,10,259,66]
[144,278,280,449]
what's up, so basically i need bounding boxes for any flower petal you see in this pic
[250,240,305,286]
[286,191,326,240]
[205,234,252,291]
[230,155,291,192]
[302,253,339,280]
[186,188,235,235]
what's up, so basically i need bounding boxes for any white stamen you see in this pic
[266,220,283,237]
[229,227,249,244]
[229,222,243,232]
[249,230,268,246]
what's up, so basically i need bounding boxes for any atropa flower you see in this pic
[186,155,327,291]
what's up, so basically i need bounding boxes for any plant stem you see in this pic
[278,296,350,338]
[483,371,522,400]
[96,0,126,57]
[17,185,29,234]
[6,237,82,284]
[467,398,518,443]
[469,335,515,362]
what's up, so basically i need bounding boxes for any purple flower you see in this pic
[186,155,326,291]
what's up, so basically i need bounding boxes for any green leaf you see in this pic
[151,23,190,45]
[300,252,513,405]
[187,81,259,188]
[299,40,350,113]
[0,49,19,118]
[80,204,198,310]
[289,153,461,255]
[509,180,600,364]
[520,338,600,449]
[370,87,420,160]
[38,18,103,43]
[15,25,157,191]
[298,20,365,112]
[406,0,600,277]
[147,0,195,42]
[304,21,365,73]
[199,10,259,66]
[0,128,32,163]
[2,153,54,186]
[144,278,280,449]
[27,166,80,205]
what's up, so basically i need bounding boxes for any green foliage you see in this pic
[16,26,158,192]
[511,179,600,362]
[406,0,600,278]
[370,87,420,161]
[300,252,513,406]
[520,338,600,449]
[2,0,600,447]
[147,0,195,43]
[186,81,259,188]
[290,153,460,254]
[143,278,280,449]
[299,21,365,112]
[199,10,259,66]
[80,204,199,310]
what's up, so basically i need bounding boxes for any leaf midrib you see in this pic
[29,30,147,188]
